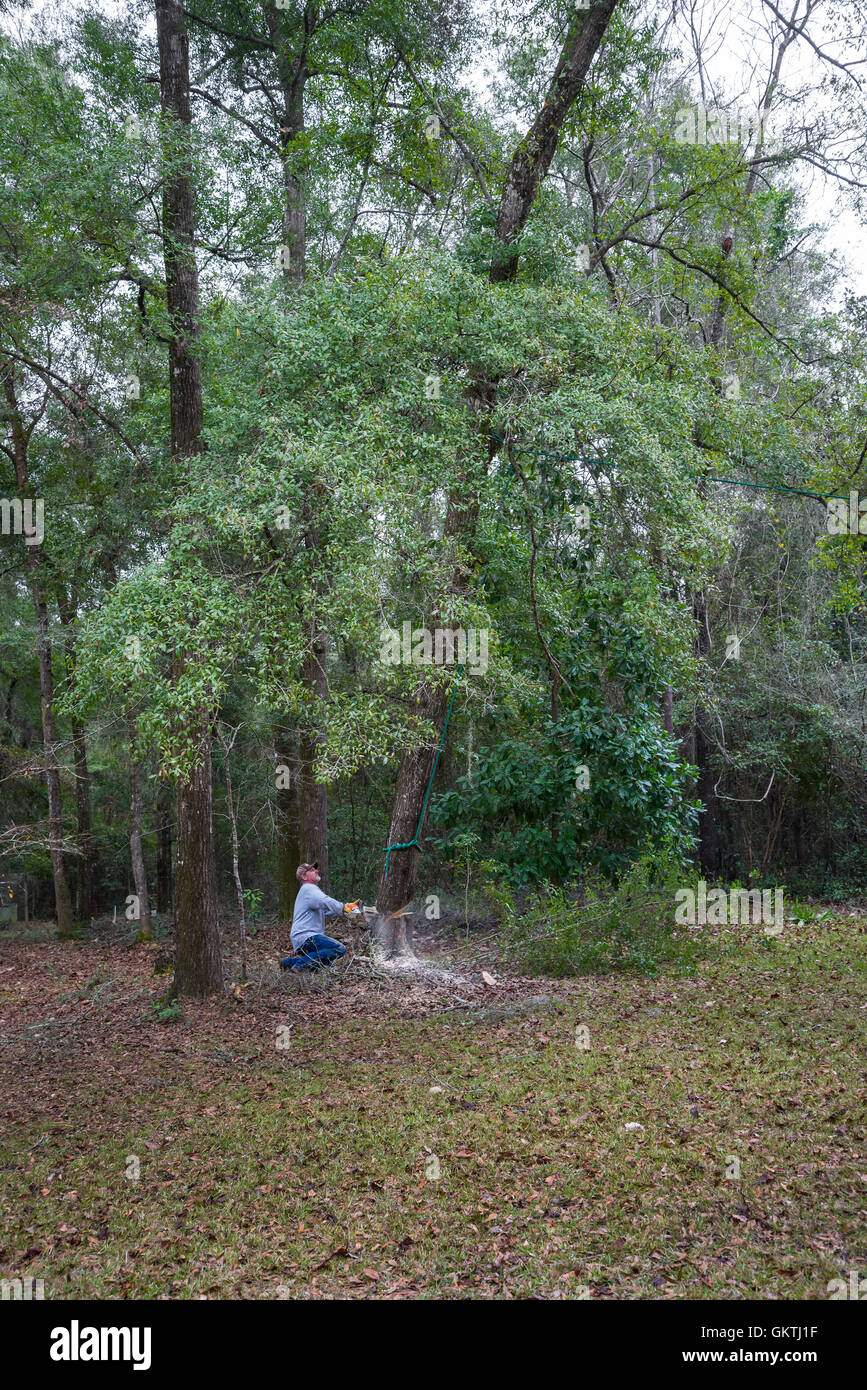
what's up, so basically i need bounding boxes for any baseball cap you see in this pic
[296,862,319,882]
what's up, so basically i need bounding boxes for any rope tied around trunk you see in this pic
[383,668,463,881]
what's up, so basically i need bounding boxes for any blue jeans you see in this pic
[282,933,346,971]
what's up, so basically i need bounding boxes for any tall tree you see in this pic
[156,0,223,995]
[374,1,621,954]
[181,1,473,892]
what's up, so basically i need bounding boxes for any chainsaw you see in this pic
[343,900,379,925]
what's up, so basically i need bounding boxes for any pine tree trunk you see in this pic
[685,55,794,876]
[2,676,16,743]
[262,6,323,901]
[695,712,720,876]
[268,14,334,884]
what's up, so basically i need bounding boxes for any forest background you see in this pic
[2,0,866,995]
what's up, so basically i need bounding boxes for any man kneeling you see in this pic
[281,862,360,972]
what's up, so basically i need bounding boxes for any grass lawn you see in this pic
[1,909,864,1299]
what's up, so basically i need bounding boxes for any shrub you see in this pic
[490,842,711,978]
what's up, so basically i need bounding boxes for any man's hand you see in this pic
[343,901,361,917]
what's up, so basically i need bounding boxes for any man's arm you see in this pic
[307,885,348,917]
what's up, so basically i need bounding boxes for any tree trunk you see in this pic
[57,594,95,918]
[550,669,562,846]
[269,13,332,884]
[298,634,330,893]
[1,363,74,934]
[278,69,307,285]
[156,0,204,456]
[265,1,309,284]
[71,718,94,917]
[490,1,620,282]
[29,575,74,933]
[156,777,173,914]
[157,0,223,995]
[128,717,153,940]
[374,10,618,955]
[220,729,247,980]
[693,592,720,877]
[294,503,331,890]
[267,1,329,882]
[274,720,301,918]
[374,490,481,949]
[374,676,454,957]
[2,676,17,741]
[174,711,222,995]
[662,685,674,739]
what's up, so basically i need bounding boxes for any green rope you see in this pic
[691,474,827,502]
[383,668,463,880]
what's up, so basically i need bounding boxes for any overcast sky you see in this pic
[652,0,867,301]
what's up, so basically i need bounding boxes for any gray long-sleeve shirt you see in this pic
[291,883,344,949]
